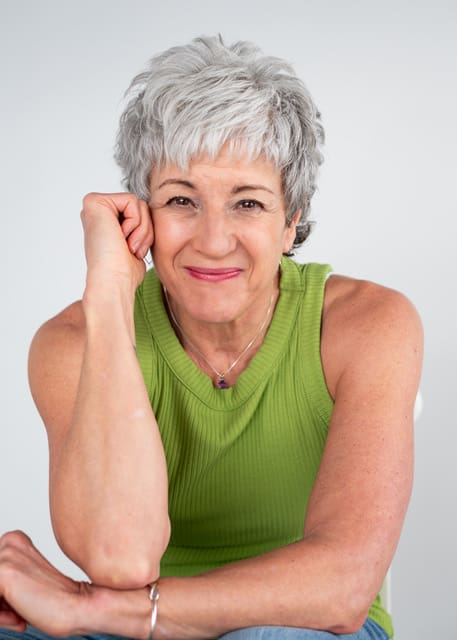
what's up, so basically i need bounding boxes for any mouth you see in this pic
[184,266,242,282]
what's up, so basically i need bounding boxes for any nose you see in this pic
[193,210,237,257]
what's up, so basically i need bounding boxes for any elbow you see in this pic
[85,555,161,590]
[297,537,380,634]
[325,585,373,635]
[56,516,171,590]
[328,615,368,636]
[89,517,171,589]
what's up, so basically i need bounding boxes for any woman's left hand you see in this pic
[0,531,155,640]
[0,530,88,636]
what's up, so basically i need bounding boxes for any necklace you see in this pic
[163,287,275,389]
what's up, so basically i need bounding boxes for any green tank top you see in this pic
[134,257,393,638]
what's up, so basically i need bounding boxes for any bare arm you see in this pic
[3,277,421,638]
[12,271,422,640]
[140,278,423,638]
[28,193,170,588]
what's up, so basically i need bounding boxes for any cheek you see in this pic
[152,216,190,253]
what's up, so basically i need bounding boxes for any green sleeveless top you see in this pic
[134,257,393,638]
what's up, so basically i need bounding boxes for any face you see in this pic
[149,146,299,326]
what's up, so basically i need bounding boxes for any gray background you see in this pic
[1,1,456,637]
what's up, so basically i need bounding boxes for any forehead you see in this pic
[150,145,282,193]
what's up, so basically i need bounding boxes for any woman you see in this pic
[0,36,422,640]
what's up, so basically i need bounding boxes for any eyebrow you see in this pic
[157,178,275,195]
[158,179,195,190]
[232,184,275,195]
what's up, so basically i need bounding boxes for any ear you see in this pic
[282,210,302,253]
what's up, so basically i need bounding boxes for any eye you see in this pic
[166,196,194,207]
[237,199,264,211]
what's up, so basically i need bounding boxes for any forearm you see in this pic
[51,283,169,587]
[153,538,375,639]
[0,532,369,640]
[74,537,372,640]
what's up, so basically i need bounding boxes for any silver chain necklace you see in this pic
[163,287,275,389]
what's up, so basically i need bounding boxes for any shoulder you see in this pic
[322,274,422,335]
[321,275,423,399]
[29,302,86,431]
[29,301,86,362]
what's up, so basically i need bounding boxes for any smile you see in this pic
[184,267,242,282]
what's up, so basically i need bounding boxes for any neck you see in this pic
[163,286,278,387]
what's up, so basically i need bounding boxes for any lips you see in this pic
[184,266,242,282]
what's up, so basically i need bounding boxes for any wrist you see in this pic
[84,269,137,306]
[81,583,151,640]
[83,281,137,347]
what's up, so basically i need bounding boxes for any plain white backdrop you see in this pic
[1,1,456,637]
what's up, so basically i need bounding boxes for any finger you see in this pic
[120,213,141,239]
[127,228,154,258]
[126,201,154,258]
[117,194,147,224]
[81,192,153,253]
[1,531,74,590]
[83,192,140,216]
[82,192,143,234]
[0,608,27,629]
[0,530,33,552]
[0,597,14,612]
[120,199,152,247]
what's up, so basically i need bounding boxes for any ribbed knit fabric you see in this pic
[134,257,393,639]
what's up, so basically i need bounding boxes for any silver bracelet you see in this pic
[148,581,160,640]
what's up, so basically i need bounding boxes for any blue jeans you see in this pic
[219,619,389,639]
[0,618,389,640]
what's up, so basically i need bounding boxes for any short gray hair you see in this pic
[115,35,324,248]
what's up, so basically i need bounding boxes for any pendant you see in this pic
[216,377,230,389]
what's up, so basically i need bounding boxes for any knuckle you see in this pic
[82,192,99,206]
[1,549,17,572]
[0,530,29,549]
